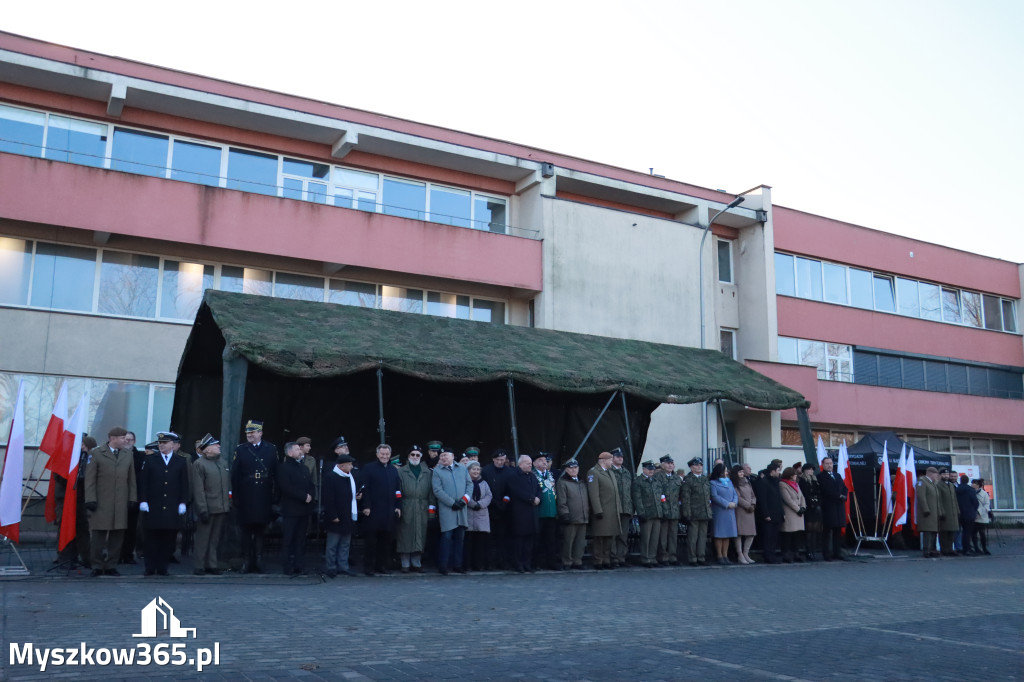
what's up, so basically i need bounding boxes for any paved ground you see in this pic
[1,533,1022,681]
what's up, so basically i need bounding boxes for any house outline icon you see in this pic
[133,597,197,638]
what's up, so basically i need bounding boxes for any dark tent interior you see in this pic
[171,291,808,471]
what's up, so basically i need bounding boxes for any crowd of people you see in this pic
[53,420,997,578]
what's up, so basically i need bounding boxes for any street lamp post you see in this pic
[698,195,745,464]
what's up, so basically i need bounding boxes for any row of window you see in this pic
[853,350,1023,400]
[775,252,1019,333]
[778,337,854,382]
[780,429,1024,510]
[0,103,510,234]
[0,373,173,448]
[0,237,507,324]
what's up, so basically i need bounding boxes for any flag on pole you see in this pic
[0,381,27,542]
[906,447,918,532]
[58,393,88,551]
[815,435,828,469]
[837,440,854,532]
[892,444,908,532]
[878,442,893,521]
[41,382,71,523]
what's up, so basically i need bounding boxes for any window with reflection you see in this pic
[873,274,895,312]
[382,177,426,220]
[274,272,325,302]
[896,278,919,317]
[471,299,505,324]
[329,280,377,307]
[717,241,733,284]
[796,257,823,301]
[1001,300,1017,332]
[798,339,825,378]
[822,262,846,304]
[334,168,379,211]
[89,380,152,440]
[941,287,961,323]
[381,286,423,313]
[282,158,329,203]
[46,116,107,168]
[0,237,31,305]
[720,329,736,359]
[777,336,798,364]
[161,260,214,320]
[427,292,470,319]
[919,282,941,321]
[774,253,795,296]
[221,265,273,296]
[151,386,175,441]
[227,148,277,196]
[171,140,222,186]
[0,104,45,157]
[31,242,96,311]
[849,268,873,309]
[961,291,983,328]
[98,252,159,317]
[111,128,169,177]
[429,186,472,228]
[475,196,507,233]
[983,294,1002,331]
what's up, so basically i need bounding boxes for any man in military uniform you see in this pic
[915,466,940,557]
[84,426,136,577]
[231,419,278,573]
[138,431,190,576]
[936,468,960,556]
[277,441,316,575]
[555,459,589,569]
[192,434,230,575]
[680,456,712,566]
[424,440,443,469]
[609,447,634,567]
[655,455,683,565]
[631,461,663,567]
[587,451,622,569]
[295,436,320,537]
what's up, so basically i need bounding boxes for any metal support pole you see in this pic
[376,366,386,444]
[571,391,619,462]
[506,378,520,461]
[716,398,732,467]
[620,391,635,472]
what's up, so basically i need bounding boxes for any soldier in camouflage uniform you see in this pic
[609,447,635,567]
[630,461,663,567]
[680,457,712,565]
[656,455,683,565]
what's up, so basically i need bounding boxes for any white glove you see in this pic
[178,503,187,515]
[139,502,150,512]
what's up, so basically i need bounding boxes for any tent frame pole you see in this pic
[506,378,520,461]
[376,366,386,445]
[571,390,619,462]
[620,391,635,472]
[715,398,733,467]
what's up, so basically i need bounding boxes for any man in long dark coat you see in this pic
[481,450,514,570]
[360,443,402,575]
[817,456,849,561]
[277,441,316,575]
[138,431,190,576]
[507,454,542,572]
[231,419,278,573]
[755,463,784,564]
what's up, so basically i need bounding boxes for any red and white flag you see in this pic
[836,440,854,530]
[41,382,71,523]
[0,381,26,542]
[58,393,88,551]
[815,435,828,469]
[878,442,892,522]
[892,444,908,532]
[906,447,918,532]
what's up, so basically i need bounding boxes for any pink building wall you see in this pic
[0,153,543,291]
[748,360,1024,436]
[774,206,1021,298]
[777,297,1024,367]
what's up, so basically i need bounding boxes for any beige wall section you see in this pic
[643,403,704,464]
[540,198,702,345]
[0,308,188,382]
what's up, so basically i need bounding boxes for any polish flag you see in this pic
[815,435,828,469]
[836,440,854,533]
[878,442,893,523]
[41,383,71,523]
[892,444,908,532]
[906,447,918,532]
[57,394,88,551]
[0,381,26,542]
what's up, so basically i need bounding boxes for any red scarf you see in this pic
[784,479,800,492]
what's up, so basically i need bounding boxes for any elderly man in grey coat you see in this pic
[431,449,473,575]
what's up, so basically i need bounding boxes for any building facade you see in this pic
[0,32,1021,514]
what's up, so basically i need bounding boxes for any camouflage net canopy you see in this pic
[191,290,808,410]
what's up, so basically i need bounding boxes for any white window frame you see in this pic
[716,239,734,284]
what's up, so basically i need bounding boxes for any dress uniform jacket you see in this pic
[139,453,190,530]
[611,466,635,515]
[231,441,279,525]
[360,459,402,532]
[277,457,315,517]
[587,466,622,536]
[84,445,137,531]
[680,473,712,522]
[915,477,940,533]
[937,480,960,532]
[660,472,683,520]
[631,473,664,520]
[396,464,434,553]
[817,470,848,529]
[556,472,590,524]
[192,455,231,516]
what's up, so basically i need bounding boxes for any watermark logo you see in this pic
[134,597,196,638]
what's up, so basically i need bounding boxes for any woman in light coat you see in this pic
[464,462,493,571]
[972,479,992,555]
[730,465,757,564]
[709,463,738,565]
[779,467,807,563]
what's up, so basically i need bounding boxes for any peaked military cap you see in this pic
[427,440,443,450]
[196,433,219,451]
[156,431,181,442]
[331,436,348,449]
[659,454,674,464]
[642,461,658,470]
[610,447,624,457]
[244,419,264,432]
[687,457,703,467]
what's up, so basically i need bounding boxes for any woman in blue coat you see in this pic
[709,462,738,565]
